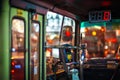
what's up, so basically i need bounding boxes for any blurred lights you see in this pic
[11,70,15,73]
[65,31,71,37]
[104,45,108,49]
[81,55,85,61]
[19,38,23,42]
[92,31,96,36]
[12,62,15,66]
[101,1,111,7]
[100,27,105,32]
[15,65,21,69]
[84,28,88,32]
[46,49,51,57]
[12,19,24,33]
[111,50,115,54]
[106,38,117,43]
[116,56,120,59]
[12,48,16,52]
[33,23,39,32]
[94,26,101,29]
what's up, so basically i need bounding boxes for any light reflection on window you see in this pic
[46,11,63,32]
[12,19,24,33]
[11,18,25,80]
[33,23,39,32]
[30,21,40,80]
[46,11,75,46]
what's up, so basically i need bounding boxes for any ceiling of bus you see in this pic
[27,0,120,21]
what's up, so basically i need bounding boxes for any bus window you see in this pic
[45,11,75,76]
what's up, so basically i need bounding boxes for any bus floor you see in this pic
[47,68,120,80]
[47,72,70,80]
[83,68,120,80]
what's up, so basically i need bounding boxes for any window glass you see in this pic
[11,18,25,80]
[46,11,75,46]
[30,21,40,80]
[80,19,120,59]
[45,11,75,75]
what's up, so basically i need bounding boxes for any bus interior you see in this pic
[1,0,120,80]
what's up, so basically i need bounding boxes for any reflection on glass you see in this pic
[30,21,40,80]
[46,11,75,46]
[46,32,59,46]
[52,48,59,58]
[11,18,25,80]
[46,11,63,32]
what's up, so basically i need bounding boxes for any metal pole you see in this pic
[80,60,84,80]
[79,44,86,80]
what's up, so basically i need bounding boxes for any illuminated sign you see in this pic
[15,65,21,69]
[89,10,111,22]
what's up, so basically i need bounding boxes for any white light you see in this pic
[81,28,85,32]
[94,26,101,29]
[104,45,108,49]
[12,48,16,52]
[81,55,84,60]
[33,23,39,32]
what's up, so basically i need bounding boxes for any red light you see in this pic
[62,26,73,41]
[101,1,111,7]
[104,11,110,21]
[106,38,117,43]
[65,31,71,37]
[11,70,15,73]
[12,62,15,66]
[111,38,117,43]
[116,55,120,59]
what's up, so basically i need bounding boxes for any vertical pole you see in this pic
[79,55,84,80]
[28,11,31,80]
[79,44,86,80]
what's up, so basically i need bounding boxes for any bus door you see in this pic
[29,14,41,80]
[10,8,27,80]
[10,7,42,80]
